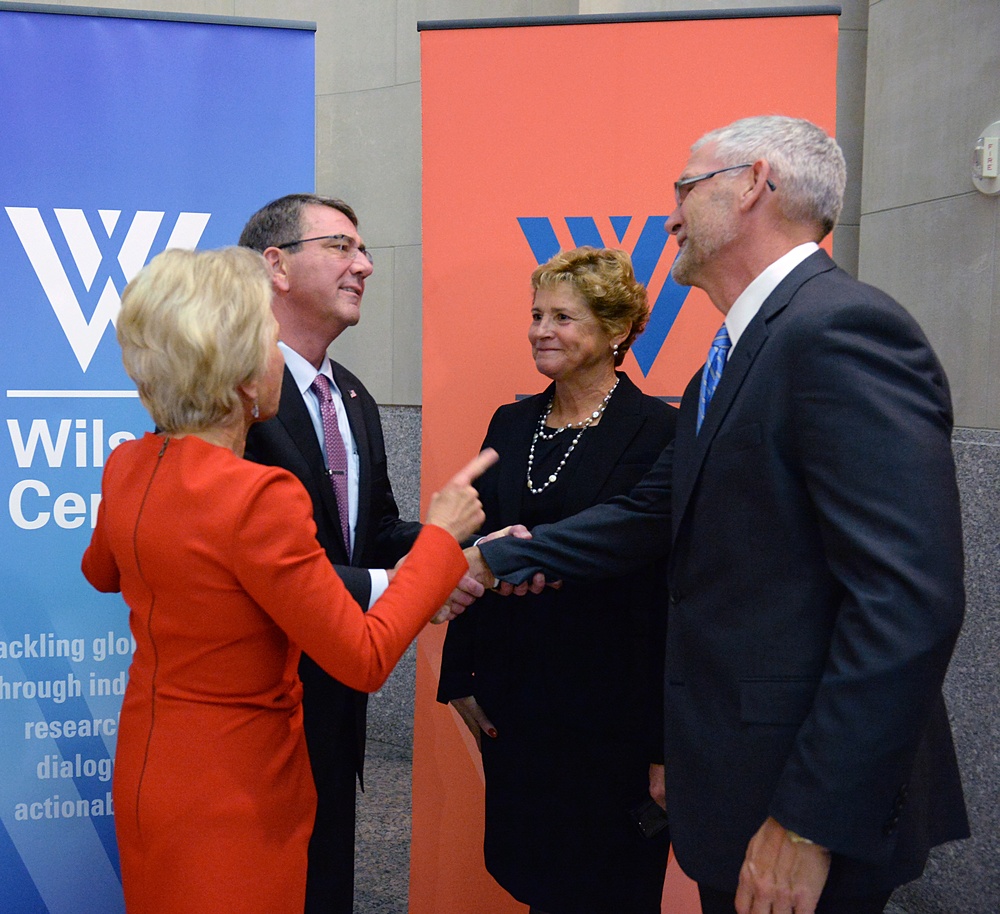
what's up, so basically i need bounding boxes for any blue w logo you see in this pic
[518,216,690,377]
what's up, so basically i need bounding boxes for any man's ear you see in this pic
[262,247,290,293]
[739,159,772,212]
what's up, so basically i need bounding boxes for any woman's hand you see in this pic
[649,763,666,810]
[424,449,498,542]
[450,695,497,751]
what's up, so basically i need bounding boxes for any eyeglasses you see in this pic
[673,164,776,206]
[275,233,373,264]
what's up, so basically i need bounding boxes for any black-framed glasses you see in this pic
[275,233,373,264]
[674,163,776,206]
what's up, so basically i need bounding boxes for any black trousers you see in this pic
[698,883,893,914]
[303,682,359,914]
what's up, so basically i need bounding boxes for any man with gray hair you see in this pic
[467,116,968,913]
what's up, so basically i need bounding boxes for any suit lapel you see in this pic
[494,391,547,525]
[493,375,647,524]
[671,250,837,536]
[276,366,344,537]
[277,365,324,472]
[559,374,646,516]
[331,363,369,561]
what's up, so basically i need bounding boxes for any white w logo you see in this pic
[6,207,210,371]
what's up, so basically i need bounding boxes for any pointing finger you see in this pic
[449,448,499,487]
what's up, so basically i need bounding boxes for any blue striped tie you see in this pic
[697,324,731,433]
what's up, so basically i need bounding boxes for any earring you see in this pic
[612,344,620,356]
[251,400,260,419]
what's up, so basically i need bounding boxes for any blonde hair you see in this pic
[531,247,649,366]
[117,247,275,433]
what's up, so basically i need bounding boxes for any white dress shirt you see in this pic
[278,342,388,607]
[724,242,819,356]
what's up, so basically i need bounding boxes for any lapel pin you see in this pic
[349,390,357,398]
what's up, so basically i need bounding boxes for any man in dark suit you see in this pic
[467,117,968,914]
[239,194,422,914]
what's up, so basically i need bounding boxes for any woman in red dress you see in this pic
[82,246,493,914]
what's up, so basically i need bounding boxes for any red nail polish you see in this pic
[487,728,498,739]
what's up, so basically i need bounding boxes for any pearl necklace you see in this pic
[526,379,619,495]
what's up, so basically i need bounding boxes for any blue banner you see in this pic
[0,8,314,911]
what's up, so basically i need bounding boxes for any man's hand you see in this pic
[449,695,497,750]
[432,525,538,622]
[735,817,831,914]
[464,525,529,590]
[465,524,562,597]
[466,545,552,597]
[464,545,497,588]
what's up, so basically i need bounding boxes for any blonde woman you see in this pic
[83,246,493,914]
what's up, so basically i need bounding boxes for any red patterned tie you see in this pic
[310,373,351,557]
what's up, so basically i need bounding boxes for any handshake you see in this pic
[431,526,559,624]
[388,448,561,625]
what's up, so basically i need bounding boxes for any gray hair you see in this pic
[694,115,846,238]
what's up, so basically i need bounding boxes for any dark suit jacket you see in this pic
[481,250,969,894]
[438,373,676,755]
[244,362,421,780]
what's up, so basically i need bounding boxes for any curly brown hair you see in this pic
[531,246,649,367]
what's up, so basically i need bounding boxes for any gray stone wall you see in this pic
[860,0,1000,431]
[886,430,1000,913]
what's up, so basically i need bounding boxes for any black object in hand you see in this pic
[629,796,669,839]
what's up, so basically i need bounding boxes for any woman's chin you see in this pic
[532,358,562,380]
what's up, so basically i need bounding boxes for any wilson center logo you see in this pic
[518,215,690,376]
[6,207,211,372]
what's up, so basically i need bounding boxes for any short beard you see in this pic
[671,195,738,287]
[670,243,702,287]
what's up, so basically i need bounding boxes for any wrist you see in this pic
[471,544,499,589]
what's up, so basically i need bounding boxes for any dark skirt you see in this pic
[480,709,670,914]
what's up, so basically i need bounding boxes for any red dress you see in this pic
[82,433,465,914]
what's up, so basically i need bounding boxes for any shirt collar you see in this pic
[278,341,335,395]
[725,242,819,352]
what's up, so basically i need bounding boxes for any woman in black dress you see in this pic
[438,247,677,914]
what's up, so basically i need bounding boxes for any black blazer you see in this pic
[438,373,677,756]
[244,361,420,777]
[481,251,969,894]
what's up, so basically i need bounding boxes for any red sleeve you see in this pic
[81,456,122,594]
[233,471,467,692]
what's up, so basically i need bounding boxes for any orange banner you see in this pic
[416,11,838,912]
